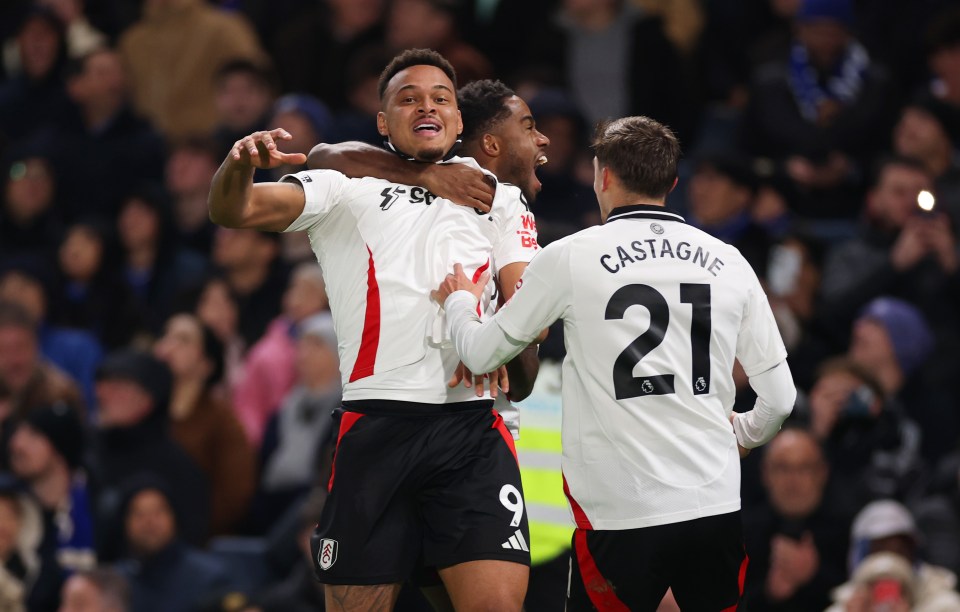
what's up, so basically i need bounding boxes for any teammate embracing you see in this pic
[208,49,541,611]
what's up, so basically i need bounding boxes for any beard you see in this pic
[502,149,537,203]
[414,146,445,162]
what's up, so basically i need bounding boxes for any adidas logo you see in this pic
[501,529,529,552]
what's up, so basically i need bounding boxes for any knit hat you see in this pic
[797,0,855,26]
[297,312,339,353]
[96,349,172,415]
[23,402,85,469]
[857,297,934,376]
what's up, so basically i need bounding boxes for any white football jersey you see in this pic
[490,205,787,529]
[282,157,538,405]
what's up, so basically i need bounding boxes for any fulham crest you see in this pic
[318,539,338,570]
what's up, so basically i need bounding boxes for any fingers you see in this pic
[453,263,464,278]
[498,365,509,394]
[477,270,491,288]
[472,372,486,397]
[279,152,308,165]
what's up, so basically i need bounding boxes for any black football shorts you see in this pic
[311,402,530,585]
[568,511,747,611]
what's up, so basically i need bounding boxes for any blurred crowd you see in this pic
[1,0,960,610]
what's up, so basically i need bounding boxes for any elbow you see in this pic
[307,143,332,170]
[507,381,534,403]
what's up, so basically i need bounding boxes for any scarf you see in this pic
[789,41,870,123]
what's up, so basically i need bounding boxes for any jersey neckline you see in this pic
[605,204,686,224]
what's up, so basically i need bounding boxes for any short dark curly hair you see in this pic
[378,48,457,102]
[457,80,515,145]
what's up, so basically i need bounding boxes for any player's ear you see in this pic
[377,112,389,137]
[669,176,679,194]
[456,110,463,136]
[482,133,501,157]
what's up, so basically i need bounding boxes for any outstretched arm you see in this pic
[209,130,309,232]
[308,141,494,211]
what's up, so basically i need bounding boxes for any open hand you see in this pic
[432,263,489,305]
[231,129,308,170]
[448,363,510,398]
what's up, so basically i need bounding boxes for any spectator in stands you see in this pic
[266,94,332,180]
[385,0,493,85]
[153,312,255,535]
[194,275,245,393]
[796,358,923,517]
[826,500,960,611]
[846,298,952,463]
[524,0,694,141]
[0,301,83,466]
[234,263,328,445]
[686,151,775,272]
[524,89,597,243]
[923,7,960,131]
[165,139,221,256]
[0,262,101,410]
[741,0,897,220]
[59,568,130,612]
[115,476,232,612]
[891,98,960,226]
[212,228,289,347]
[89,349,209,560]
[254,490,327,612]
[0,475,57,612]
[819,157,958,341]
[116,185,208,334]
[269,0,385,111]
[0,154,64,260]
[764,233,834,389]
[212,60,276,159]
[52,219,142,349]
[327,45,390,146]
[743,428,851,611]
[46,47,165,221]
[252,313,338,531]
[118,0,264,139]
[9,402,95,574]
[0,6,71,146]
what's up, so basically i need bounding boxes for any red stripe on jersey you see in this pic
[491,409,518,465]
[472,259,490,316]
[328,412,365,492]
[574,529,630,612]
[563,474,593,529]
[349,246,381,382]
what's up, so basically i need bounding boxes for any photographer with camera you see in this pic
[799,357,924,518]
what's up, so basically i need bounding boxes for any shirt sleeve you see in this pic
[491,185,540,269]
[735,262,789,377]
[445,243,570,373]
[280,169,349,233]
[733,360,797,448]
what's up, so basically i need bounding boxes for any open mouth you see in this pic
[536,154,548,168]
[413,119,442,134]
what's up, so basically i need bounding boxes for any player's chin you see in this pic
[415,147,446,162]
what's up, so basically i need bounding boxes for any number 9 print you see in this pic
[499,484,524,527]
